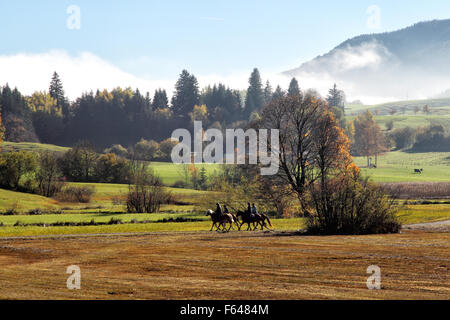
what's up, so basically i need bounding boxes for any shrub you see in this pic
[55,185,95,203]
[158,138,178,161]
[126,164,171,213]
[94,153,130,183]
[104,144,129,158]
[134,139,160,161]
[307,171,400,235]
[0,151,38,190]
[389,127,416,150]
[35,152,65,197]
[59,142,98,182]
[172,180,187,188]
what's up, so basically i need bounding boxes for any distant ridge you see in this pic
[284,19,450,102]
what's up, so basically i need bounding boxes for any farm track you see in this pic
[402,219,450,232]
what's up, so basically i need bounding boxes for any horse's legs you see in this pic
[210,222,216,231]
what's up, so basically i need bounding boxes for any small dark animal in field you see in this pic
[414,168,423,174]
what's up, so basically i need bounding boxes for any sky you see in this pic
[1,0,450,101]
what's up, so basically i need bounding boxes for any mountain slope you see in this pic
[284,19,450,103]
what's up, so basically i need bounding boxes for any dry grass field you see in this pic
[0,230,448,300]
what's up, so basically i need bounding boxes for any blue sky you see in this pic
[1,0,450,100]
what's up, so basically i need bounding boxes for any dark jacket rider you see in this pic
[216,203,224,216]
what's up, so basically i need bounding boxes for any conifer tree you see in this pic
[244,68,264,118]
[152,89,169,110]
[49,72,69,119]
[263,80,273,105]
[288,77,300,97]
[171,70,200,118]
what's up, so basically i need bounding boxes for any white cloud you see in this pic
[3,48,449,106]
[0,50,294,100]
[0,50,174,100]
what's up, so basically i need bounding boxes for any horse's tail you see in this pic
[263,214,272,227]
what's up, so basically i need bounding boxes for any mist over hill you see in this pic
[283,19,450,104]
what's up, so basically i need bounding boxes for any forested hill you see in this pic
[284,19,450,100]
[286,19,450,75]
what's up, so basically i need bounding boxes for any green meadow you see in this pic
[353,151,450,182]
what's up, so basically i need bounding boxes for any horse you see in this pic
[205,209,236,232]
[236,210,273,231]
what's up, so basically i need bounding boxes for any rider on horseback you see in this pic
[215,203,224,216]
[252,203,261,218]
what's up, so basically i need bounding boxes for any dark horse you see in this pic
[206,209,238,232]
[236,210,272,231]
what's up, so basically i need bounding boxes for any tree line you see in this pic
[0,69,321,150]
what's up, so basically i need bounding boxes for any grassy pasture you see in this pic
[0,218,306,238]
[353,151,450,182]
[1,141,221,186]
[346,97,450,115]
[0,141,70,154]
[0,231,448,299]
[0,183,214,214]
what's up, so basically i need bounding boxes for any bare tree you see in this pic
[260,94,352,214]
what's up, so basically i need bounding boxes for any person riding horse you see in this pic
[236,202,272,231]
[251,203,261,218]
[215,203,224,216]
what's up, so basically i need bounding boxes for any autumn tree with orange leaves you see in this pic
[353,110,388,167]
[260,94,399,234]
[261,93,353,214]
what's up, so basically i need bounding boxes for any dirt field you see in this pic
[0,230,448,300]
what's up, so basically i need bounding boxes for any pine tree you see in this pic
[272,85,285,101]
[0,107,3,150]
[49,72,69,119]
[327,83,345,114]
[287,78,300,97]
[199,167,207,190]
[152,89,169,110]
[171,70,200,118]
[244,68,264,118]
[49,72,65,105]
[263,80,273,105]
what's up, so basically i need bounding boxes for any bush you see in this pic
[307,171,400,235]
[172,180,187,188]
[134,139,160,161]
[104,144,129,158]
[158,138,178,161]
[126,164,171,213]
[35,152,65,197]
[389,127,416,150]
[59,143,98,182]
[0,151,38,191]
[55,185,95,203]
[94,153,130,183]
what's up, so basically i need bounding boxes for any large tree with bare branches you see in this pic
[260,93,352,213]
